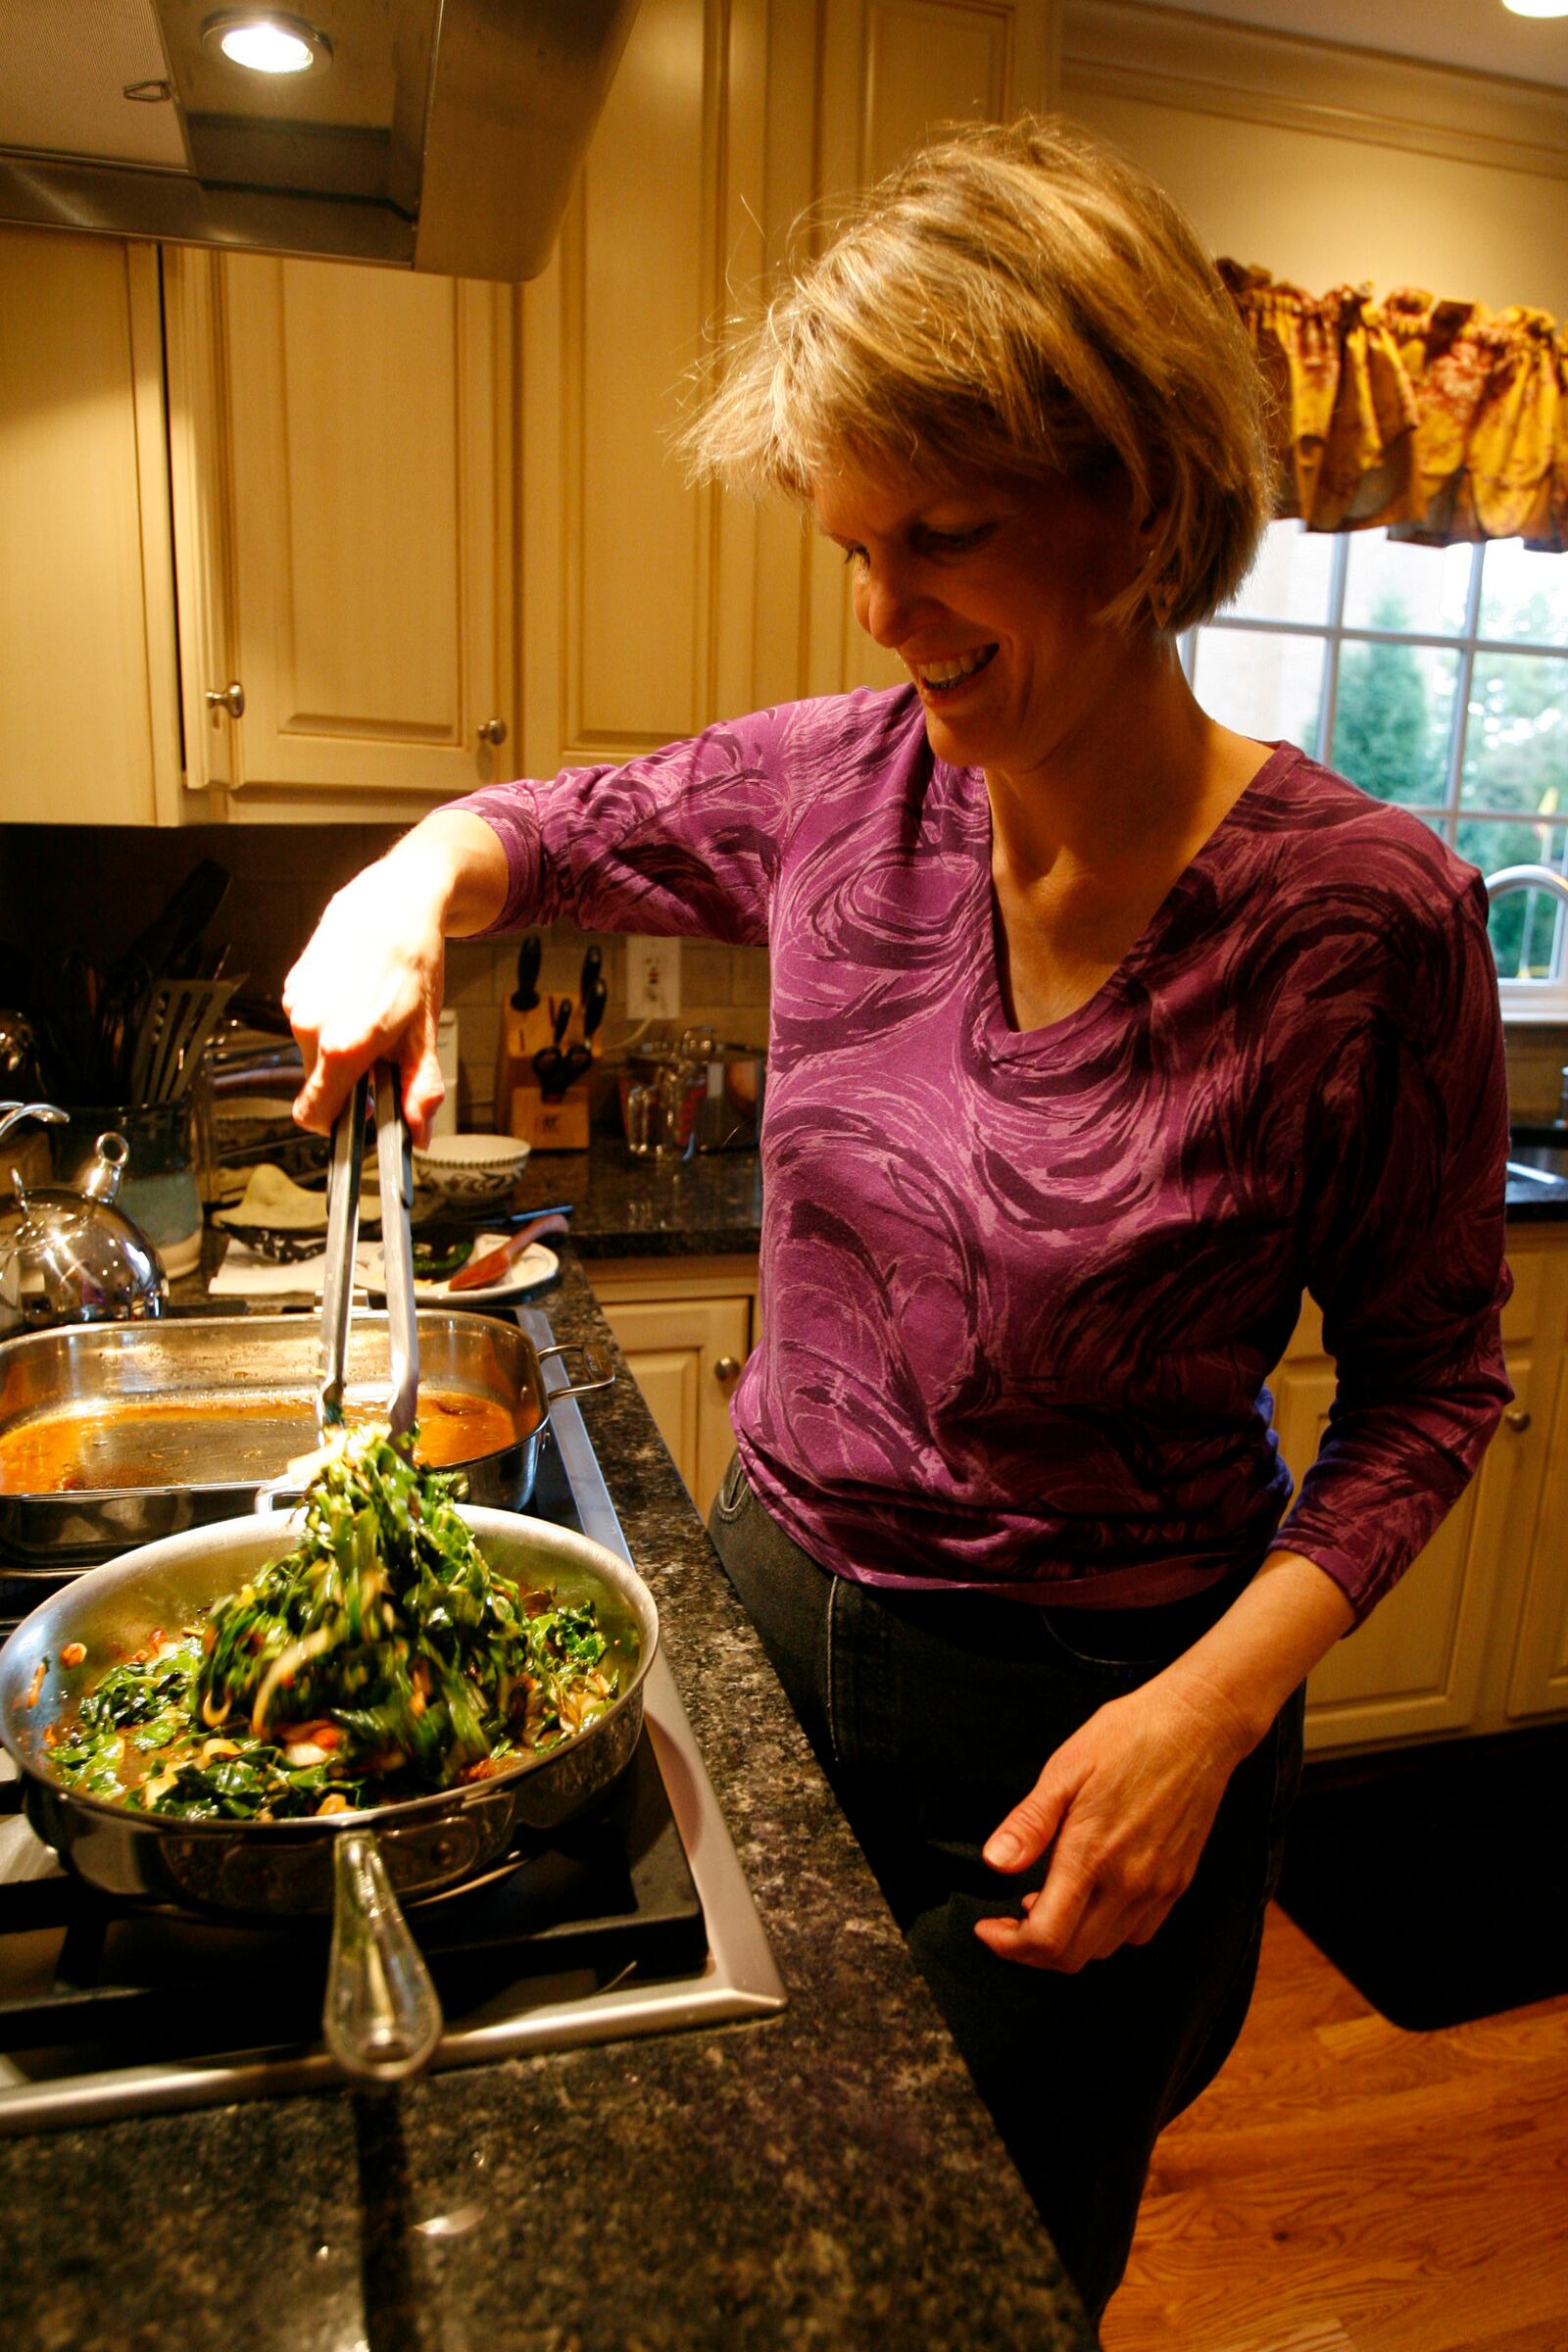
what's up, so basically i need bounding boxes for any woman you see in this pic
[283,120,1511,2322]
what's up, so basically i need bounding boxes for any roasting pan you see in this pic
[0,1312,612,1570]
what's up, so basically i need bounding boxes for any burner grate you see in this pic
[0,1736,705,2062]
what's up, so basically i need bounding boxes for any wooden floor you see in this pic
[1102,1904,1568,2352]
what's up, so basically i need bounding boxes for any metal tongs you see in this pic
[318,1062,418,1445]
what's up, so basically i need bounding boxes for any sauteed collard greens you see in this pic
[47,1430,622,1820]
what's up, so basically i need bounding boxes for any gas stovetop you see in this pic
[0,1307,785,2133]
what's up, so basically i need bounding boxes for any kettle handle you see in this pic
[0,1101,68,1150]
[0,1102,69,1199]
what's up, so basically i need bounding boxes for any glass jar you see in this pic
[53,1100,203,1277]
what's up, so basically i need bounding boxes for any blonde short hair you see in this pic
[688,116,1271,635]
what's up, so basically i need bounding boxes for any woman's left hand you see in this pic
[974,1675,1253,1972]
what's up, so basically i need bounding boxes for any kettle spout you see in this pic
[79,1131,131,1206]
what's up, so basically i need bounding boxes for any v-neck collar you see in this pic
[964,738,1303,1055]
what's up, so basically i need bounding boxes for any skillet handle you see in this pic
[535,1338,615,1404]
[323,1831,443,2085]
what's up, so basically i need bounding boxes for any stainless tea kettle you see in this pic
[0,1102,167,1339]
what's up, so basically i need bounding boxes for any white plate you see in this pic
[358,1237,560,1306]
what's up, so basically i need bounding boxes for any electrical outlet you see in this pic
[627,936,681,1019]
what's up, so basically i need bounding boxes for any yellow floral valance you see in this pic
[1217,261,1567,551]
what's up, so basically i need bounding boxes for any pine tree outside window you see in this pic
[1186,525,1568,1018]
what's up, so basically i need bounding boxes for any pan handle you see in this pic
[323,1830,443,2085]
[535,1338,616,1405]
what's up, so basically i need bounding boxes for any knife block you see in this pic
[495,992,599,1152]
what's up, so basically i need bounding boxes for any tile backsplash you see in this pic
[0,822,769,1129]
[2,820,1563,1131]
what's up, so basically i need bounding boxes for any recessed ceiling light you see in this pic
[201,13,333,76]
[1501,0,1568,17]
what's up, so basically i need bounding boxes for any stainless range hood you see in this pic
[0,0,642,280]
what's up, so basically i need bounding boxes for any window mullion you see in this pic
[1447,546,1486,846]
[1318,533,1350,764]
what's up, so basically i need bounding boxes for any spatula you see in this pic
[127,977,237,1103]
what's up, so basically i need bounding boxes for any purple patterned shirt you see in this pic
[456,687,1512,1625]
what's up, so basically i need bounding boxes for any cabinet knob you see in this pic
[205,681,245,720]
[477,716,509,747]
[713,1354,742,1393]
[1504,1406,1532,1433]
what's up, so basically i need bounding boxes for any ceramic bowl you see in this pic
[412,1132,531,1203]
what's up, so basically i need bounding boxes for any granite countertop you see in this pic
[1504,1133,1568,1223]
[0,1250,1095,2352]
[508,1133,1568,1242]
[512,1137,764,1256]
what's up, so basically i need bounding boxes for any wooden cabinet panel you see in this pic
[592,1258,758,1517]
[167,248,514,811]
[1505,1346,1568,1720]
[0,229,180,825]
[1275,1349,1522,1751]
[862,2,1014,182]
[597,1291,752,1518]
[804,0,1060,701]
[520,0,1061,769]
[519,0,770,773]
[264,264,464,735]
[1276,1231,1565,1754]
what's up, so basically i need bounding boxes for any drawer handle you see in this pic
[1504,1406,1532,1434]
[714,1354,742,1394]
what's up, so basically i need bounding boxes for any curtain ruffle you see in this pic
[1218,261,1568,551]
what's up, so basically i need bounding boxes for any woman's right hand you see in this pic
[283,808,510,1142]
[283,853,452,1144]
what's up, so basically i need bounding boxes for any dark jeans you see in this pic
[709,1453,1304,2328]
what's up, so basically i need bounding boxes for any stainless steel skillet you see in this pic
[0,1504,660,2085]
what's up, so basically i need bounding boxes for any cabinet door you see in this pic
[802,0,1060,701]
[169,249,514,811]
[596,1294,751,1518]
[518,0,769,774]
[1506,1343,1568,1720]
[0,230,181,824]
[519,0,1061,769]
[1275,1253,1552,1753]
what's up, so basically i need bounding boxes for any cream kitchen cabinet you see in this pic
[1271,1223,1568,1755]
[590,1257,758,1518]
[1502,1298,1568,1721]
[517,0,1061,775]
[2,4,1058,824]
[0,228,186,826]
[164,247,514,821]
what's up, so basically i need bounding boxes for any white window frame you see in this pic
[1186,530,1568,1021]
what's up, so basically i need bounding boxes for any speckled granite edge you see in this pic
[514,1143,763,1255]
[0,1252,1096,2352]
[516,1135,1568,1235]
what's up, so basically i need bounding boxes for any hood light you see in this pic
[202,14,333,76]
[1501,1,1568,16]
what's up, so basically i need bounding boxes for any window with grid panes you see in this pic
[1186,525,1568,1018]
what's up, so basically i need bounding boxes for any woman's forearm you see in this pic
[1152,1549,1355,1765]
[380,808,512,938]
[977,1546,1353,1971]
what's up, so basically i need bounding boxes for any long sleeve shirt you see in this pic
[455,686,1512,1625]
